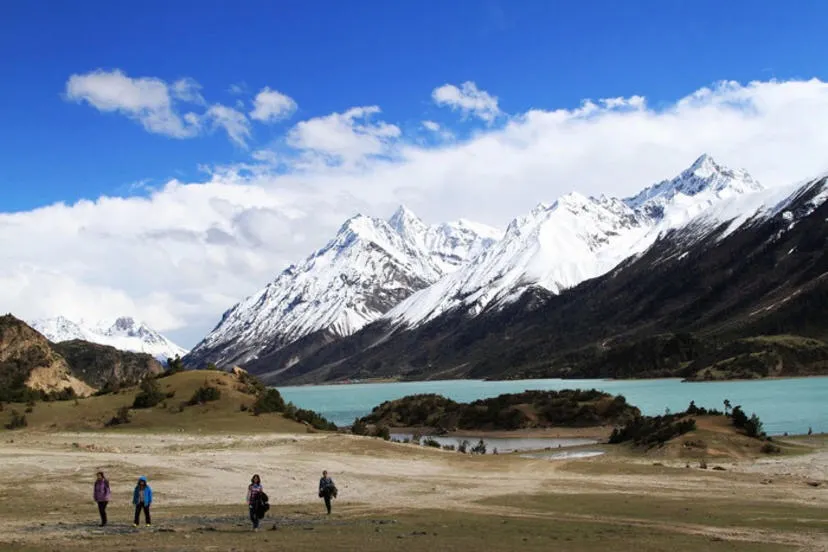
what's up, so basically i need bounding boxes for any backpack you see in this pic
[256,491,270,519]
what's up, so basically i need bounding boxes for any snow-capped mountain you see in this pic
[383,154,765,328]
[184,207,500,368]
[30,316,188,363]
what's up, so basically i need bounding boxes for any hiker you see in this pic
[132,476,153,527]
[246,474,269,530]
[318,470,337,515]
[93,471,111,527]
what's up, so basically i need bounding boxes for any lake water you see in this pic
[389,434,597,454]
[277,376,828,436]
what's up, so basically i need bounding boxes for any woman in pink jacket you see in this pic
[93,471,111,527]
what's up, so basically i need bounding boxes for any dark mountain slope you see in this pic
[248,178,828,384]
[52,340,164,389]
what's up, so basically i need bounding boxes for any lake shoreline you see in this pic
[386,425,612,440]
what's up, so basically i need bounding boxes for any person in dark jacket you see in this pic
[93,471,111,527]
[318,470,337,515]
[132,476,153,527]
[246,474,264,530]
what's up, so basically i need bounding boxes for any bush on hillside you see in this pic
[373,425,391,440]
[252,389,286,415]
[422,437,441,448]
[237,371,266,396]
[283,403,338,431]
[760,442,781,454]
[132,378,165,409]
[731,406,749,428]
[745,413,765,438]
[351,418,369,436]
[5,409,27,430]
[93,380,121,396]
[470,439,487,455]
[609,414,697,447]
[685,400,724,416]
[730,405,765,438]
[187,383,222,406]
[105,406,132,427]
[458,440,470,454]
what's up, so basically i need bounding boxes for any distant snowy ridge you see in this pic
[383,154,767,328]
[185,206,501,368]
[30,316,188,363]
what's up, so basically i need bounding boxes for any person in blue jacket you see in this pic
[132,476,153,527]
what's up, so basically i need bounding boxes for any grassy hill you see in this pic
[0,369,332,433]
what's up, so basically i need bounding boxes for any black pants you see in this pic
[323,494,332,514]
[134,503,151,525]
[97,501,108,526]
[249,506,259,529]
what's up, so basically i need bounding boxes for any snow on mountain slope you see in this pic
[385,154,766,328]
[30,316,188,363]
[185,207,500,367]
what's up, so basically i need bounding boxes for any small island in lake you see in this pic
[355,389,640,434]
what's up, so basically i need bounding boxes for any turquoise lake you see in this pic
[278,376,828,435]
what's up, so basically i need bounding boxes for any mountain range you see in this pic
[30,316,187,364]
[180,154,828,384]
[183,207,500,369]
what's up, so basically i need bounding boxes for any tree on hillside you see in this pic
[723,399,731,415]
[132,378,165,409]
[166,355,184,374]
[744,413,764,438]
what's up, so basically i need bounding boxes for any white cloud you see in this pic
[228,82,247,95]
[422,120,441,132]
[171,77,205,105]
[206,104,252,147]
[285,105,401,167]
[10,78,828,347]
[250,87,297,123]
[432,81,501,122]
[66,69,201,138]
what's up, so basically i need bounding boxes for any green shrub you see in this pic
[283,403,338,431]
[458,440,470,454]
[5,409,27,430]
[132,378,165,409]
[731,406,748,428]
[609,414,697,447]
[760,442,781,454]
[187,383,221,406]
[105,406,132,427]
[471,439,487,455]
[422,437,441,448]
[374,425,391,440]
[744,413,765,438]
[252,389,286,415]
[351,418,369,436]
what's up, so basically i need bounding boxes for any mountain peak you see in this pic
[686,153,718,174]
[624,154,763,212]
[388,205,426,235]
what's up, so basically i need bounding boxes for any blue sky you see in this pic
[1,0,826,212]
[4,0,828,346]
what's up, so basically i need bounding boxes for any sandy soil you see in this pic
[0,431,825,549]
